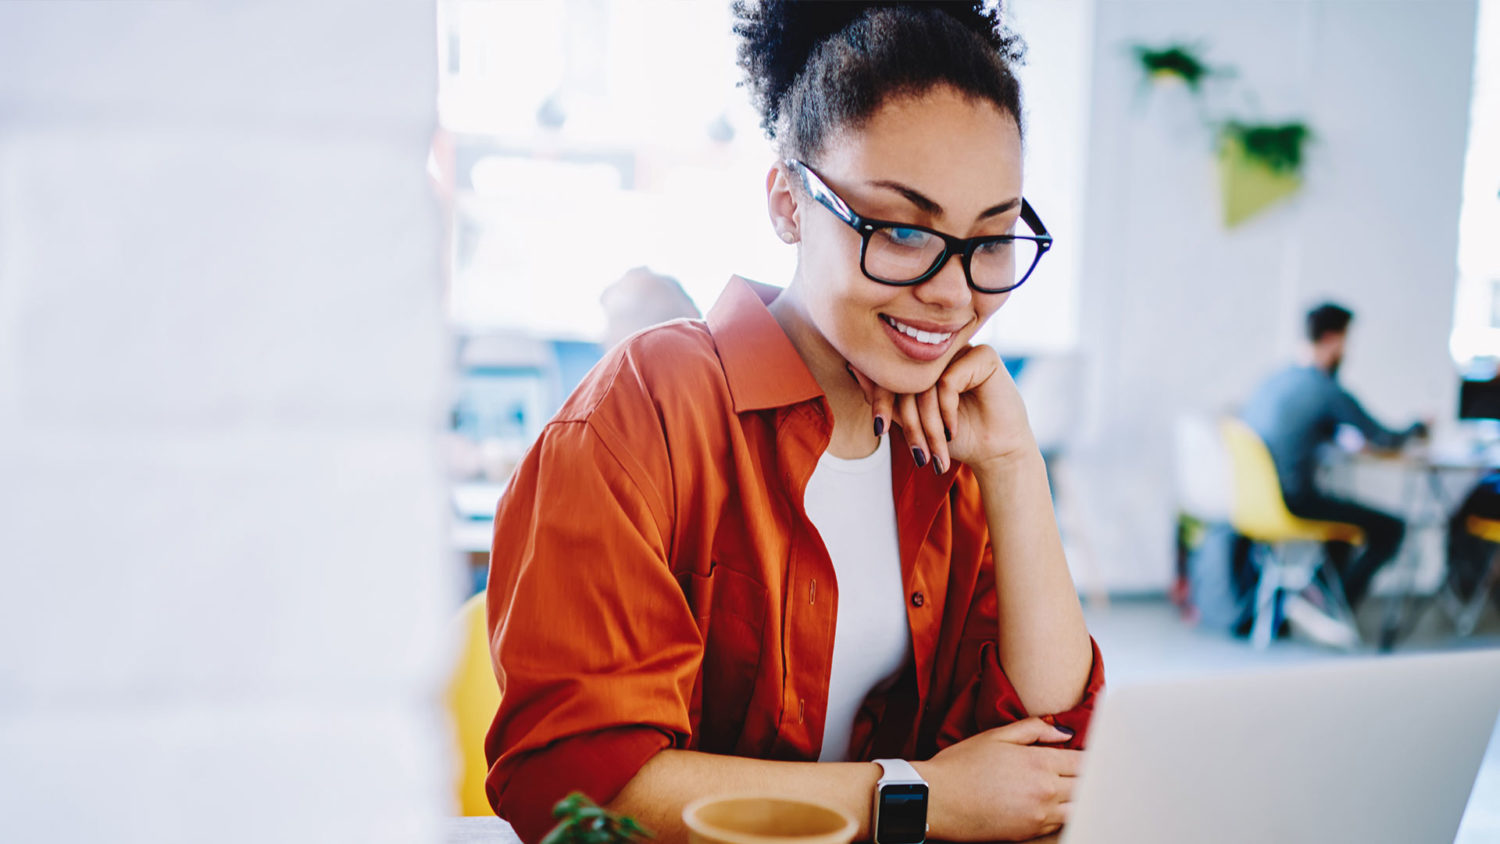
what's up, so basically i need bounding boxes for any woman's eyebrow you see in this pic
[866,179,1020,222]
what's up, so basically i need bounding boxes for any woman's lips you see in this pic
[879,313,960,362]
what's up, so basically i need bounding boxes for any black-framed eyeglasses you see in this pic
[786,159,1053,295]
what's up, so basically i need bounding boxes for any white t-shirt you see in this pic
[803,436,912,762]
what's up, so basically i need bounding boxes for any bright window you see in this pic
[434,0,1086,353]
[1452,0,1500,366]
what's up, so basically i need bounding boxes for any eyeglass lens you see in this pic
[863,227,1040,291]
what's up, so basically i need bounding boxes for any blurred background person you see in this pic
[1240,302,1429,622]
[600,266,703,349]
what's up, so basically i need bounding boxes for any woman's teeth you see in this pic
[884,315,954,345]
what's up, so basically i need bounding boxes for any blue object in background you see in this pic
[451,367,546,443]
[551,339,604,398]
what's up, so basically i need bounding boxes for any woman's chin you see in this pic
[867,361,944,396]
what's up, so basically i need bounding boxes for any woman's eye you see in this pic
[976,239,1013,256]
[880,227,930,248]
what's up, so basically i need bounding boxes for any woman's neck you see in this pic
[768,283,880,460]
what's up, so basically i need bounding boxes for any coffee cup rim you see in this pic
[682,794,858,844]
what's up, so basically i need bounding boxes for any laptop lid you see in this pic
[1062,649,1500,844]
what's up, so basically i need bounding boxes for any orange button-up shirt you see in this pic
[484,276,1104,843]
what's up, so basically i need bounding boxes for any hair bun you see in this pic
[734,1,1011,138]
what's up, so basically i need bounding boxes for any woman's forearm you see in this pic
[606,750,882,843]
[972,446,1092,715]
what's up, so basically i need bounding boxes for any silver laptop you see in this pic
[1063,649,1500,844]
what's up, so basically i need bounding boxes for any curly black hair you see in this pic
[733,1,1026,159]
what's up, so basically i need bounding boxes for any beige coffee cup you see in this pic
[682,795,858,844]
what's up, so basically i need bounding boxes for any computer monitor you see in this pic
[1459,376,1500,421]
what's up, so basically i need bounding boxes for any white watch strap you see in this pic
[873,758,925,785]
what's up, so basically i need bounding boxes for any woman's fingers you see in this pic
[895,393,930,469]
[846,363,895,438]
[1042,747,1082,778]
[845,362,875,404]
[1052,781,1075,814]
[916,388,948,473]
[937,343,998,397]
[872,386,895,438]
[932,344,996,455]
[985,717,1072,746]
[936,377,961,453]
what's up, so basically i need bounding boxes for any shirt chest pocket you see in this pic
[675,564,769,755]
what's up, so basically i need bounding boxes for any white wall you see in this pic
[0,3,455,841]
[979,0,1097,356]
[1072,0,1478,590]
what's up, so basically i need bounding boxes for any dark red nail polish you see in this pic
[933,460,944,475]
[874,417,885,437]
[912,448,927,468]
[944,427,952,442]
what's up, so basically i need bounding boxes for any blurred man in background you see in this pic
[1240,303,1428,630]
[599,266,702,349]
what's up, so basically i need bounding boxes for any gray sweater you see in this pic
[1239,365,1416,499]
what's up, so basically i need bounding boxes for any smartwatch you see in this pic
[871,759,929,844]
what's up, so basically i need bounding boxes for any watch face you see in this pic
[877,783,929,844]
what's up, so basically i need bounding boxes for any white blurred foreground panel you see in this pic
[0,3,454,842]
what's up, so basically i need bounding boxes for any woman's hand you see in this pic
[912,717,1079,842]
[848,345,1036,475]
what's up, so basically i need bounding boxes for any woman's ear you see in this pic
[766,163,800,244]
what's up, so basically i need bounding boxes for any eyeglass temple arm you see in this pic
[1020,198,1051,245]
[797,157,1050,249]
[787,160,864,227]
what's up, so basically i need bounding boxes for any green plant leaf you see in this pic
[543,792,657,844]
[1220,121,1312,174]
[1132,43,1215,90]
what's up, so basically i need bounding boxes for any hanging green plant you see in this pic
[1131,43,1216,90]
[541,793,655,844]
[1216,121,1312,227]
[1218,121,1313,174]
[1128,37,1317,228]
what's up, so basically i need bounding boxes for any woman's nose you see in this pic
[913,252,973,310]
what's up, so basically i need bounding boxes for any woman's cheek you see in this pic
[980,291,1012,319]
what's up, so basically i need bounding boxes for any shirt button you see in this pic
[910,591,925,608]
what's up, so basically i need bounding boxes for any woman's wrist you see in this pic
[968,437,1044,484]
[907,759,946,841]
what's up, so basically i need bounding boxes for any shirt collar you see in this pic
[706,275,826,413]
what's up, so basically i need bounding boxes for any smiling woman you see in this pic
[482,4,1103,844]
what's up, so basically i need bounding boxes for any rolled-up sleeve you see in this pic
[934,540,1105,752]
[935,636,1105,751]
[483,419,701,843]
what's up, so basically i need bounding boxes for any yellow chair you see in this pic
[1452,516,1500,636]
[445,592,501,816]
[1219,418,1366,648]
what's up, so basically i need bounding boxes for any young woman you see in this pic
[484,3,1103,842]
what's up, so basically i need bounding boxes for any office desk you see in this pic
[1311,442,1486,641]
[1334,443,1499,646]
[1339,443,1497,534]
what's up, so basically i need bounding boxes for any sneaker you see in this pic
[1283,592,1360,649]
